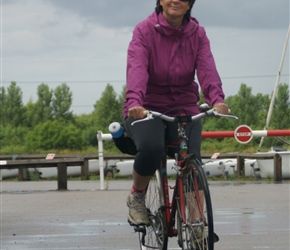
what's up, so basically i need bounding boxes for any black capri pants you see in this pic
[124,117,202,176]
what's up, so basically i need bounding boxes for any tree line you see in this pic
[0,81,289,154]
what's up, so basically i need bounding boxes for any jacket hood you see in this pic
[147,11,199,38]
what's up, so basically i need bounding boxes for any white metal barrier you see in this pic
[97,131,112,190]
[97,127,290,189]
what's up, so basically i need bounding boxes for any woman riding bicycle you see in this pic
[123,0,229,226]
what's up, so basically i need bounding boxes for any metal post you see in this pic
[97,131,105,190]
[97,132,113,190]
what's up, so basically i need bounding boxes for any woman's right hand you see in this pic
[128,106,146,120]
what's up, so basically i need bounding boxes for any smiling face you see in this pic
[160,0,191,28]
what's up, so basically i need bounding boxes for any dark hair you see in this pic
[155,0,196,21]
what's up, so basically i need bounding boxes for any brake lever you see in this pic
[131,111,154,126]
[220,114,238,119]
[212,109,238,120]
[131,117,150,126]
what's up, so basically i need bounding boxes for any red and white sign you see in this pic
[234,125,253,144]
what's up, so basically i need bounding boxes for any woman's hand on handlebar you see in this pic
[128,106,146,120]
[213,103,229,115]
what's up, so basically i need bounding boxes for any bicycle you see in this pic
[129,105,238,250]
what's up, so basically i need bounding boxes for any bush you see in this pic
[26,120,85,150]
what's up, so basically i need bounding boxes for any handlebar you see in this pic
[131,108,238,126]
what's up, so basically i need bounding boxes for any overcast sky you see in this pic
[1,0,289,114]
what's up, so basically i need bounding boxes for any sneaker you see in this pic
[193,224,207,250]
[194,230,219,250]
[127,193,149,225]
[191,221,206,241]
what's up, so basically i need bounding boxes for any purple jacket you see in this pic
[123,11,225,118]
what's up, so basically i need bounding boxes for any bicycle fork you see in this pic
[160,157,178,238]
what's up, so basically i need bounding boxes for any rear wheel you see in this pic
[139,169,168,249]
[177,159,214,250]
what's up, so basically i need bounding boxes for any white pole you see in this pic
[97,131,105,190]
[258,25,290,150]
[97,132,113,190]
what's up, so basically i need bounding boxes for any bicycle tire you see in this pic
[177,158,214,250]
[139,168,168,250]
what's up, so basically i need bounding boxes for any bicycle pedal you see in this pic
[134,225,146,234]
[127,220,147,233]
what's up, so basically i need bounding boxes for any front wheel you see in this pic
[139,169,168,250]
[177,159,214,250]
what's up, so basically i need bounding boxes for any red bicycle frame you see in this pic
[160,131,206,240]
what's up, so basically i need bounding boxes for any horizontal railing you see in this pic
[0,151,284,191]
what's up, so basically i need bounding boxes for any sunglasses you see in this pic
[180,0,194,2]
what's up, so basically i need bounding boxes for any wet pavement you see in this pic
[0,180,289,250]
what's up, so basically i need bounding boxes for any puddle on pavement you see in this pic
[215,207,265,218]
[214,207,268,235]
